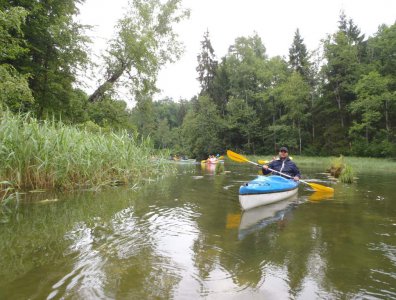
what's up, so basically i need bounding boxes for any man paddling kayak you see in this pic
[262,147,301,181]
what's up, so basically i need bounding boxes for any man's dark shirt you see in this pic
[262,157,301,178]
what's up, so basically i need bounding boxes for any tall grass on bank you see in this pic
[0,110,174,190]
[248,154,396,174]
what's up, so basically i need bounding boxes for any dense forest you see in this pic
[1,0,395,159]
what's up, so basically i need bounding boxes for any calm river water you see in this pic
[0,162,395,299]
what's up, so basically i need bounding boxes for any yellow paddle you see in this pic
[258,159,269,164]
[227,150,334,193]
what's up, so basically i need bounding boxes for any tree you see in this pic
[87,97,132,131]
[338,11,365,45]
[182,95,224,158]
[196,30,218,97]
[225,34,268,103]
[0,7,28,62]
[225,97,259,153]
[88,0,189,103]
[0,7,33,111]
[368,23,396,86]
[0,0,90,118]
[132,91,156,137]
[153,118,172,149]
[289,29,310,80]
[210,57,230,116]
[262,56,293,153]
[365,22,396,148]
[322,13,364,128]
[350,71,393,142]
[274,72,310,154]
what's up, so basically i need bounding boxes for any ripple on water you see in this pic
[187,244,254,296]
[366,242,396,298]
[50,222,109,299]
[50,203,205,298]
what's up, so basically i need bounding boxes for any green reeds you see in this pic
[215,162,224,174]
[329,155,345,178]
[0,181,17,205]
[339,165,354,183]
[0,110,174,190]
[329,155,354,183]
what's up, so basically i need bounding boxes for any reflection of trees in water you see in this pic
[190,185,396,298]
[2,169,395,298]
[304,201,396,297]
[192,236,218,279]
[0,182,184,299]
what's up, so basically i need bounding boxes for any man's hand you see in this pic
[293,176,300,181]
[262,165,269,170]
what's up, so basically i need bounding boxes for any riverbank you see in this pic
[249,154,396,173]
[0,111,174,192]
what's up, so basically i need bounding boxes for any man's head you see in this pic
[279,147,288,159]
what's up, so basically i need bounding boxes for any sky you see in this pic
[77,0,396,105]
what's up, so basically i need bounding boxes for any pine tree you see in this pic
[289,29,310,80]
[338,11,365,45]
[196,30,218,96]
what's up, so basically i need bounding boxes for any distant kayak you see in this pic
[239,175,299,210]
[175,159,197,164]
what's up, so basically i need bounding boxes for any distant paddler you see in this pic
[201,154,216,164]
[207,154,218,164]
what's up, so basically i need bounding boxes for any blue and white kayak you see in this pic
[239,175,299,210]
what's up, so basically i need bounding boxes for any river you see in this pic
[0,162,395,299]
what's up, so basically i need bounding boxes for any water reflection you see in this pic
[308,191,334,202]
[0,165,396,299]
[200,162,217,174]
[238,195,298,240]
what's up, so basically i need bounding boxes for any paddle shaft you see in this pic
[245,160,303,182]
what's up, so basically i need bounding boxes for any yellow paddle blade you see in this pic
[226,213,241,229]
[227,150,249,163]
[308,191,334,202]
[306,182,334,193]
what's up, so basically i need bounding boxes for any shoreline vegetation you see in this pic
[248,155,396,174]
[0,111,174,194]
[1,109,395,206]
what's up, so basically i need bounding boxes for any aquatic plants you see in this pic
[329,155,346,178]
[0,181,19,224]
[329,155,354,183]
[0,181,17,205]
[215,162,224,174]
[339,165,354,184]
[0,110,174,190]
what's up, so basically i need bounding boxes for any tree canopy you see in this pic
[1,3,395,157]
